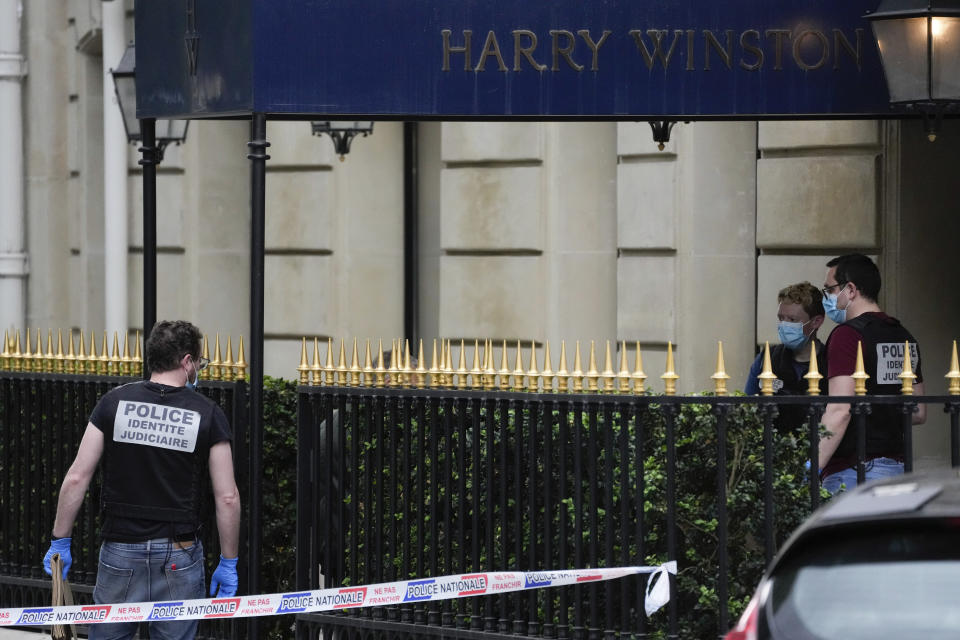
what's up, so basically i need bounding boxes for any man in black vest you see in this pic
[819,254,926,493]
[42,320,241,640]
[744,281,827,434]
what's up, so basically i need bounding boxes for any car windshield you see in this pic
[768,524,960,639]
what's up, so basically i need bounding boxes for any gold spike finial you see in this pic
[541,340,555,392]
[22,328,33,372]
[325,337,335,384]
[54,329,65,374]
[35,328,45,371]
[75,330,86,375]
[201,335,211,380]
[222,336,234,379]
[757,342,777,396]
[428,339,440,387]
[617,341,631,394]
[498,340,511,390]
[297,337,310,385]
[661,341,679,396]
[234,336,247,381]
[585,340,599,392]
[0,329,9,370]
[121,331,132,376]
[557,340,569,393]
[100,332,111,375]
[64,329,76,374]
[311,337,323,386]
[803,340,823,395]
[468,339,481,389]
[452,339,465,389]
[374,338,386,388]
[133,330,143,377]
[363,339,374,387]
[483,339,496,390]
[210,334,222,381]
[526,340,540,392]
[601,340,616,393]
[85,330,96,374]
[108,331,121,376]
[416,339,427,388]
[336,339,348,386]
[852,341,870,395]
[632,342,647,392]
[512,339,526,391]
[443,339,454,388]
[711,341,730,396]
[401,339,413,388]
[11,329,22,372]
[45,329,55,373]
[349,337,362,387]
[898,340,917,395]
[387,339,399,387]
[572,341,584,392]
[946,340,960,395]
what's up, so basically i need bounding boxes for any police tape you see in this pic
[0,564,677,627]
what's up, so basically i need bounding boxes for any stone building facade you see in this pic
[6,2,960,464]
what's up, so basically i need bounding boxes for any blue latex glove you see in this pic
[43,537,72,579]
[210,556,239,597]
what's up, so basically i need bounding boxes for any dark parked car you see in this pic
[725,469,960,640]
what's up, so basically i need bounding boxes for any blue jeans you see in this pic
[91,539,205,640]
[822,457,904,495]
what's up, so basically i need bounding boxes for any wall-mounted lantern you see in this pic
[311,121,374,160]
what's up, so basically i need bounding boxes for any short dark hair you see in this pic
[145,320,202,374]
[778,282,825,319]
[826,253,881,302]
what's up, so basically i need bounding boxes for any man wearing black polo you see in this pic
[43,320,241,640]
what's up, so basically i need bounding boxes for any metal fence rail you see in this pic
[0,371,249,640]
[295,387,960,640]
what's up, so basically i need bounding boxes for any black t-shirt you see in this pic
[89,381,232,541]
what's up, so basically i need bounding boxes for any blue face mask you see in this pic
[777,321,809,351]
[822,291,847,324]
[185,359,200,391]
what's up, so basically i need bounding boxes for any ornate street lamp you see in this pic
[866,0,960,141]
[110,42,189,160]
[311,121,374,160]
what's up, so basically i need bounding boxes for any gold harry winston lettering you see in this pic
[476,30,508,72]
[550,30,583,71]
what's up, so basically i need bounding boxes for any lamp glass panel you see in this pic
[872,17,930,102]
[328,121,374,132]
[157,119,189,141]
[114,76,140,140]
[931,17,960,100]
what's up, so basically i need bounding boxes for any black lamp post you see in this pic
[866,0,960,141]
[110,42,189,349]
[311,121,374,159]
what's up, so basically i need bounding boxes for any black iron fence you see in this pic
[0,371,249,640]
[295,386,960,640]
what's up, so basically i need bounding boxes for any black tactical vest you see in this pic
[769,342,825,435]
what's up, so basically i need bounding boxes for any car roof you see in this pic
[769,469,960,573]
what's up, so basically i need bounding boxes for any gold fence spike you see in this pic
[388,339,399,387]
[374,338,386,388]
[109,331,121,376]
[416,339,427,388]
[443,339,453,388]
[54,329,64,373]
[946,340,960,395]
[585,341,600,392]
[468,339,481,389]
[852,341,869,395]
[601,340,616,393]
[211,334,223,381]
[22,328,33,372]
[64,330,76,374]
[100,332,110,375]
[133,331,143,376]
[403,339,413,388]
[757,342,777,396]
[325,337,335,385]
[711,341,730,396]
[572,341,584,393]
[633,342,647,392]
[0,329,9,370]
[557,340,569,393]
[311,337,323,386]
[297,337,310,385]
[661,341,679,396]
[45,329,55,373]
[898,340,917,395]
[201,335,211,380]
[453,340,466,389]
[541,340,555,392]
[75,330,86,375]
[235,336,247,381]
[804,340,822,396]
[617,341,631,394]
[512,339,525,391]
[350,337,362,387]
[498,340,510,390]
[121,332,132,376]
[428,339,440,387]
[336,339,348,386]
[483,339,496,391]
[35,329,45,372]
[86,330,97,374]
[222,336,234,380]
[11,329,22,371]
[526,340,540,392]
[363,339,375,387]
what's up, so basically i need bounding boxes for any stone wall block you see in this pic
[759,121,879,150]
[757,155,878,248]
[128,172,184,248]
[617,160,676,249]
[265,171,334,249]
[617,255,675,343]
[438,256,542,340]
[441,123,542,162]
[441,166,542,250]
[267,121,333,166]
[265,255,332,334]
